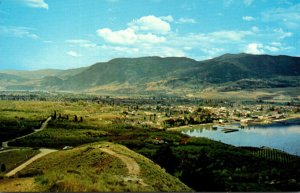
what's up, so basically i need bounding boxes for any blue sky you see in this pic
[0,0,299,70]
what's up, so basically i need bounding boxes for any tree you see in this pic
[52,111,57,120]
[153,144,178,174]
[74,115,78,122]
[1,163,6,172]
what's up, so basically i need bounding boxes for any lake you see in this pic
[182,119,300,156]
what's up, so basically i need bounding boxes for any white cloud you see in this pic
[66,39,97,48]
[209,30,252,41]
[270,42,281,47]
[0,26,39,39]
[242,16,255,21]
[128,15,171,34]
[140,45,185,57]
[273,28,292,39]
[137,33,166,44]
[244,41,291,54]
[93,14,295,60]
[267,42,291,52]
[97,28,137,44]
[158,47,185,57]
[177,17,197,24]
[66,51,81,57]
[182,30,251,45]
[43,40,54,44]
[23,0,48,9]
[264,45,279,52]
[160,15,197,24]
[251,26,259,32]
[97,28,165,45]
[245,43,264,54]
[201,48,224,55]
[160,15,174,22]
[262,3,300,29]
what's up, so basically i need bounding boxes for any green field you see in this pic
[0,100,300,192]
[0,149,40,176]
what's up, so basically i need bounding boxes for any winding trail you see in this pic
[100,148,140,175]
[2,117,52,148]
[5,148,57,177]
[99,147,148,186]
[0,117,57,177]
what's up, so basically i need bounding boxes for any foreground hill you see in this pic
[1,53,300,96]
[0,142,191,192]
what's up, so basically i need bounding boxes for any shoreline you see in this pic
[167,114,300,131]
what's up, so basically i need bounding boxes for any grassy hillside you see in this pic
[0,69,63,79]
[56,54,300,94]
[7,142,191,192]
[0,149,40,177]
[61,56,198,90]
[1,54,299,96]
[188,53,300,83]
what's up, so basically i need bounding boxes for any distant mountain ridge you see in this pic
[0,53,299,95]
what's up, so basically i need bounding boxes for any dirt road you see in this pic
[2,117,51,148]
[100,147,148,186]
[5,148,57,177]
[100,148,140,176]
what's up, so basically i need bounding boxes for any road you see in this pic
[2,117,52,148]
[1,116,57,177]
[100,147,148,186]
[100,148,140,175]
[5,148,57,177]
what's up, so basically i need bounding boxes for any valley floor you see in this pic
[0,98,299,192]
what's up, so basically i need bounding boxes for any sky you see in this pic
[0,0,299,70]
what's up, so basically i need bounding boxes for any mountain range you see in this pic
[1,53,300,96]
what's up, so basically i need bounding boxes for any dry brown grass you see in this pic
[0,177,41,192]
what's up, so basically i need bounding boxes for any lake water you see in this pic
[182,119,300,156]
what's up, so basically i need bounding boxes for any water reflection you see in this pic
[182,120,300,156]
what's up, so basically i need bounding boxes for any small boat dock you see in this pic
[221,128,239,133]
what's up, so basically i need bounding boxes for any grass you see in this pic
[17,142,191,192]
[0,149,40,176]
[100,142,192,192]
[0,177,40,192]
[10,128,109,148]
[1,100,300,191]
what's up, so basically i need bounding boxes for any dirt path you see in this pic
[100,148,140,176]
[2,117,52,148]
[99,148,148,186]
[5,148,57,177]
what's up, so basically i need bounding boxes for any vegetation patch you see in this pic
[18,142,191,192]
[0,149,40,176]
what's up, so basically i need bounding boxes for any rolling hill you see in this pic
[0,142,192,192]
[1,53,299,96]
